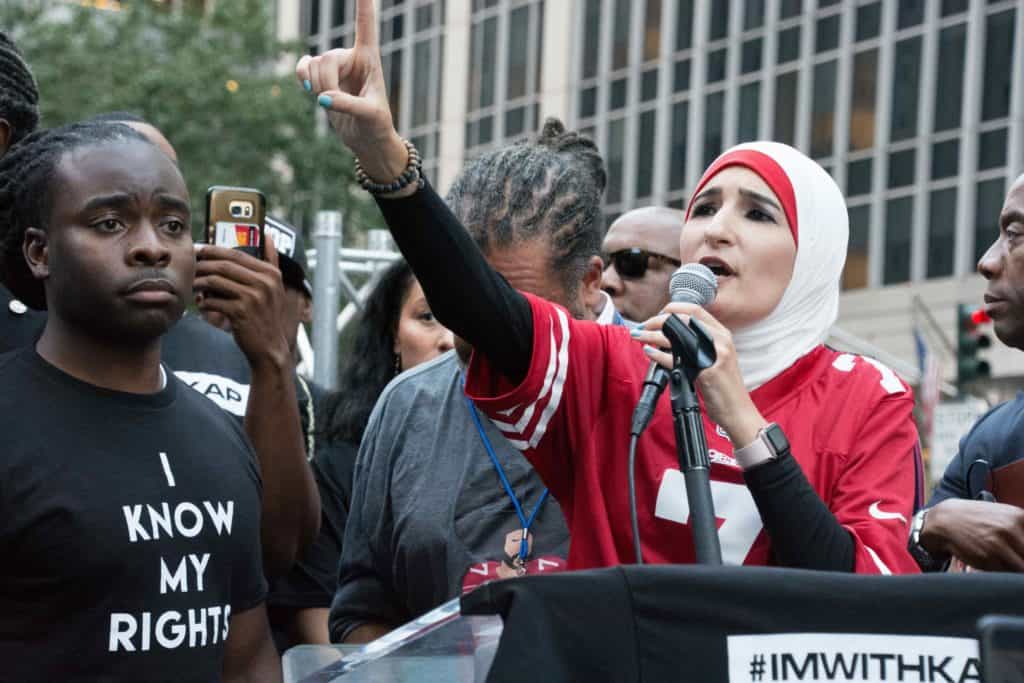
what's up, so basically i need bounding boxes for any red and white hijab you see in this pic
[686,142,849,389]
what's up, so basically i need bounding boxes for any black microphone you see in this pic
[629,264,717,436]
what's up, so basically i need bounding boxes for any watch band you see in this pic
[735,423,790,471]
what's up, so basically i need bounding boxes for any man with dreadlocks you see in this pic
[0,122,280,680]
[0,30,47,353]
[329,118,614,644]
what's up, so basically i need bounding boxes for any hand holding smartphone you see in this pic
[205,186,267,259]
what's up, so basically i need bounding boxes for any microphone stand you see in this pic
[662,315,722,566]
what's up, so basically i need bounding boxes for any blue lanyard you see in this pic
[463,392,549,563]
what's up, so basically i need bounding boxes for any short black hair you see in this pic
[0,121,151,308]
[0,31,40,146]
[445,118,607,303]
[320,258,415,445]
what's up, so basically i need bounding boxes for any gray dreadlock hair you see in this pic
[0,31,40,148]
[445,118,607,303]
[0,121,152,308]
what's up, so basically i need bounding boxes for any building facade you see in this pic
[283,0,1024,388]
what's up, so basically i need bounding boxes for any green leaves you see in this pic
[3,0,382,243]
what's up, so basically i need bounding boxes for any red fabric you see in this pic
[685,149,800,248]
[466,292,921,574]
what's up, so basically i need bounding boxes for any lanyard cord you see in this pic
[463,392,549,563]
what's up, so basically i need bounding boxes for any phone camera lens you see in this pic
[230,206,242,216]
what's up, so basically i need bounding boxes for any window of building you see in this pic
[744,0,765,30]
[888,149,916,188]
[467,1,544,158]
[741,38,762,74]
[674,59,691,92]
[975,178,1007,263]
[641,69,659,102]
[843,204,870,289]
[579,87,597,119]
[738,83,760,143]
[933,24,966,132]
[582,0,601,79]
[849,49,877,150]
[978,128,1008,171]
[884,197,914,285]
[931,139,959,179]
[636,110,657,199]
[606,118,626,205]
[847,158,872,196]
[609,78,628,111]
[811,60,837,158]
[676,0,694,50]
[774,71,799,146]
[704,91,726,168]
[709,1,730,41]
[897,0,925,30]
[890,36,922,142]
[670,100,689,191]
[927,188,957,279]
[941,0,968,17]
[815,14,840,53]
[855,2,881,42]
[777,26,801,64]
[611,0,632,70]
[982,9,1016,122]
[707,48,728,83]
[643,0,662,62]
[779,0,801,20]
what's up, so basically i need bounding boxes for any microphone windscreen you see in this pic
[669,263,718,307]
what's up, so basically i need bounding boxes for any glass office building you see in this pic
[295,0,1023,380]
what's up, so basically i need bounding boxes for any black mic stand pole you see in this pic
[662,315,722,566]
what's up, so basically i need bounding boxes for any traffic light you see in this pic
[956,304,991,386]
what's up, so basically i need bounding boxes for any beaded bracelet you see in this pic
[354,138,424,196]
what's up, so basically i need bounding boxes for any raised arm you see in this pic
[295,0,532,381]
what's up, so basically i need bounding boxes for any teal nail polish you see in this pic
[629,328,642,338]
[317,94,332,108]
[303,79,312,92]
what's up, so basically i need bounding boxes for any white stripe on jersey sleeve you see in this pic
[527,308,571,449]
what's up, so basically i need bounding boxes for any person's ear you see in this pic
[23,227,50,280]
[300,293,313,324]
[581,255,604,312]
[0,120,11,157]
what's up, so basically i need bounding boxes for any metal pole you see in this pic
[312,210,343,389]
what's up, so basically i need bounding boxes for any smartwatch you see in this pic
[734,422,790,470]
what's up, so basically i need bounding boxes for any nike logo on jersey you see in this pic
[868,500,907,524]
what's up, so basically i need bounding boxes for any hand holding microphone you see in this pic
[631,264,767,449]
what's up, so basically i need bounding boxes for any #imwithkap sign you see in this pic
[727,633,981,683]
[108,452,239,653]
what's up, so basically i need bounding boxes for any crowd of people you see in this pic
[1,0,1024,676]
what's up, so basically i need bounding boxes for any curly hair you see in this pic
[0,32,39,149]
[445,118,607,303]
[0,121,150,308]
[320,258,416,444]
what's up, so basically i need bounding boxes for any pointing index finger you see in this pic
[354,0,379,50]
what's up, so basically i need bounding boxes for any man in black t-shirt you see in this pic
[0,122,279,679]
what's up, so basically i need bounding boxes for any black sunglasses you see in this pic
[605,248,682,279]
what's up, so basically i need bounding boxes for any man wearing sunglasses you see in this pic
[601,207,682,325]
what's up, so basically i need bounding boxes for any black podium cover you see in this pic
[462,565,1024,682]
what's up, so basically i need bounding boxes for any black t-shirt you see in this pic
[161,314,252,420]
[0,283,45,354]
[267,380,357,650]
[0,348,267,681]
[930,393,1024,504]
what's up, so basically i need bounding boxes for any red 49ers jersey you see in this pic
[466,293,922,574]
